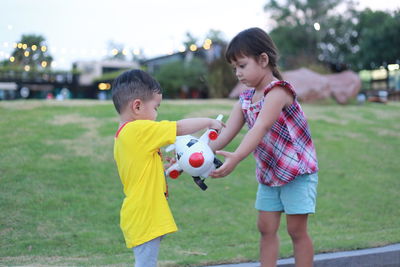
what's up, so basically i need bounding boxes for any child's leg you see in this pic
[286,214,313,267]
[257,211,282,267]
[280,173,318,267]
[133,236,162,267]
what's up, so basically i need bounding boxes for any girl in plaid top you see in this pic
[210,28,318,267]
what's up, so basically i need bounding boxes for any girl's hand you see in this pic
[209,150,241,178]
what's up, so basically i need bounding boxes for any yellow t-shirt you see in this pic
[114,120,178,248]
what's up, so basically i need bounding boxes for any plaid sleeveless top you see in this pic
[239,80,318,187]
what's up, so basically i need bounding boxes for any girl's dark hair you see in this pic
[225,27,283,80]
[112,69,162,114]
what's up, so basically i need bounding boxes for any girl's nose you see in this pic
[236,69,241,77]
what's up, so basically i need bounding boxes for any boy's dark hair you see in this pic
[225,27,283,80]
[112,69,162,114]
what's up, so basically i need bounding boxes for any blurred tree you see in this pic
[205,29,226,44]
[317,11,358,71]
[132,48,145,62]
[206,56,237,98]
[265,0,400,71]
[349,9,400,69]
[183,32,199,50]
[183,57,208,92]
[10,34,53,70]
[265,0,355,69]
[204,29,237,98]
[154,57,207,98]
[154,61,184,97]
[319,8,400,71]
[107,41,127,61]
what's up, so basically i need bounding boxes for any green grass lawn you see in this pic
[0,99,399,266]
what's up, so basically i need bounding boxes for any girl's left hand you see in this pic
[209,150,241,178]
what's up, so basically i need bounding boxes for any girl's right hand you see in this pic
[209,150,241,178]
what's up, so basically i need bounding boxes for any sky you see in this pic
[1,0,399,70]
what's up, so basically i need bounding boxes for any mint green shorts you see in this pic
[255,173,318,214]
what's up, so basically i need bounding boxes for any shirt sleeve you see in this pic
[136,120,177,151]
[264,80,297,99]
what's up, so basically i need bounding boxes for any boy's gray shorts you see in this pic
[133,236,162,267]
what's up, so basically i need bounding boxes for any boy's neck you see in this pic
[119,113,135,127]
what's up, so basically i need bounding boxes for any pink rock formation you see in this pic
[228,81,249,98]
[326,71,362,104]
[229,67,362,104]
[282,68,331,102]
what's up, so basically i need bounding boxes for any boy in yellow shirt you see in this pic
[112,69,224,267]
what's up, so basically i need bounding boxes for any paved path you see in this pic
[204,243,400,267]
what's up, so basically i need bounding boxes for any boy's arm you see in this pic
[176,118,224,136]
[209,101,244,151]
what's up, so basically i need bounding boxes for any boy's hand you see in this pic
[209,150,240,178]
[164,156,176,169]
[209,119,225,133]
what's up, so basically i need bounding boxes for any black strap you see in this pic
[192,177,208,191]
[213,157,223,168]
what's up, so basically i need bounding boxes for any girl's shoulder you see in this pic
[264,80,296,98]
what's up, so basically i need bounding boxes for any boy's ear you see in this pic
[259,52,269,68]
[131,99,142,114]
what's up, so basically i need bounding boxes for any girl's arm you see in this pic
[210,87,293,178]
[209,101,245,152]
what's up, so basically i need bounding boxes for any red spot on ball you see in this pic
[189,152,204,168]
[208,130,218,140]
[169,170,180,179]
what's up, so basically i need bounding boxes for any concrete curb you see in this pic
[204,243,400,267]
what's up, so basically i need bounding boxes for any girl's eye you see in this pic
[239,64,245,68]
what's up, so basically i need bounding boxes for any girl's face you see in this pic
[231,55,268,89]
